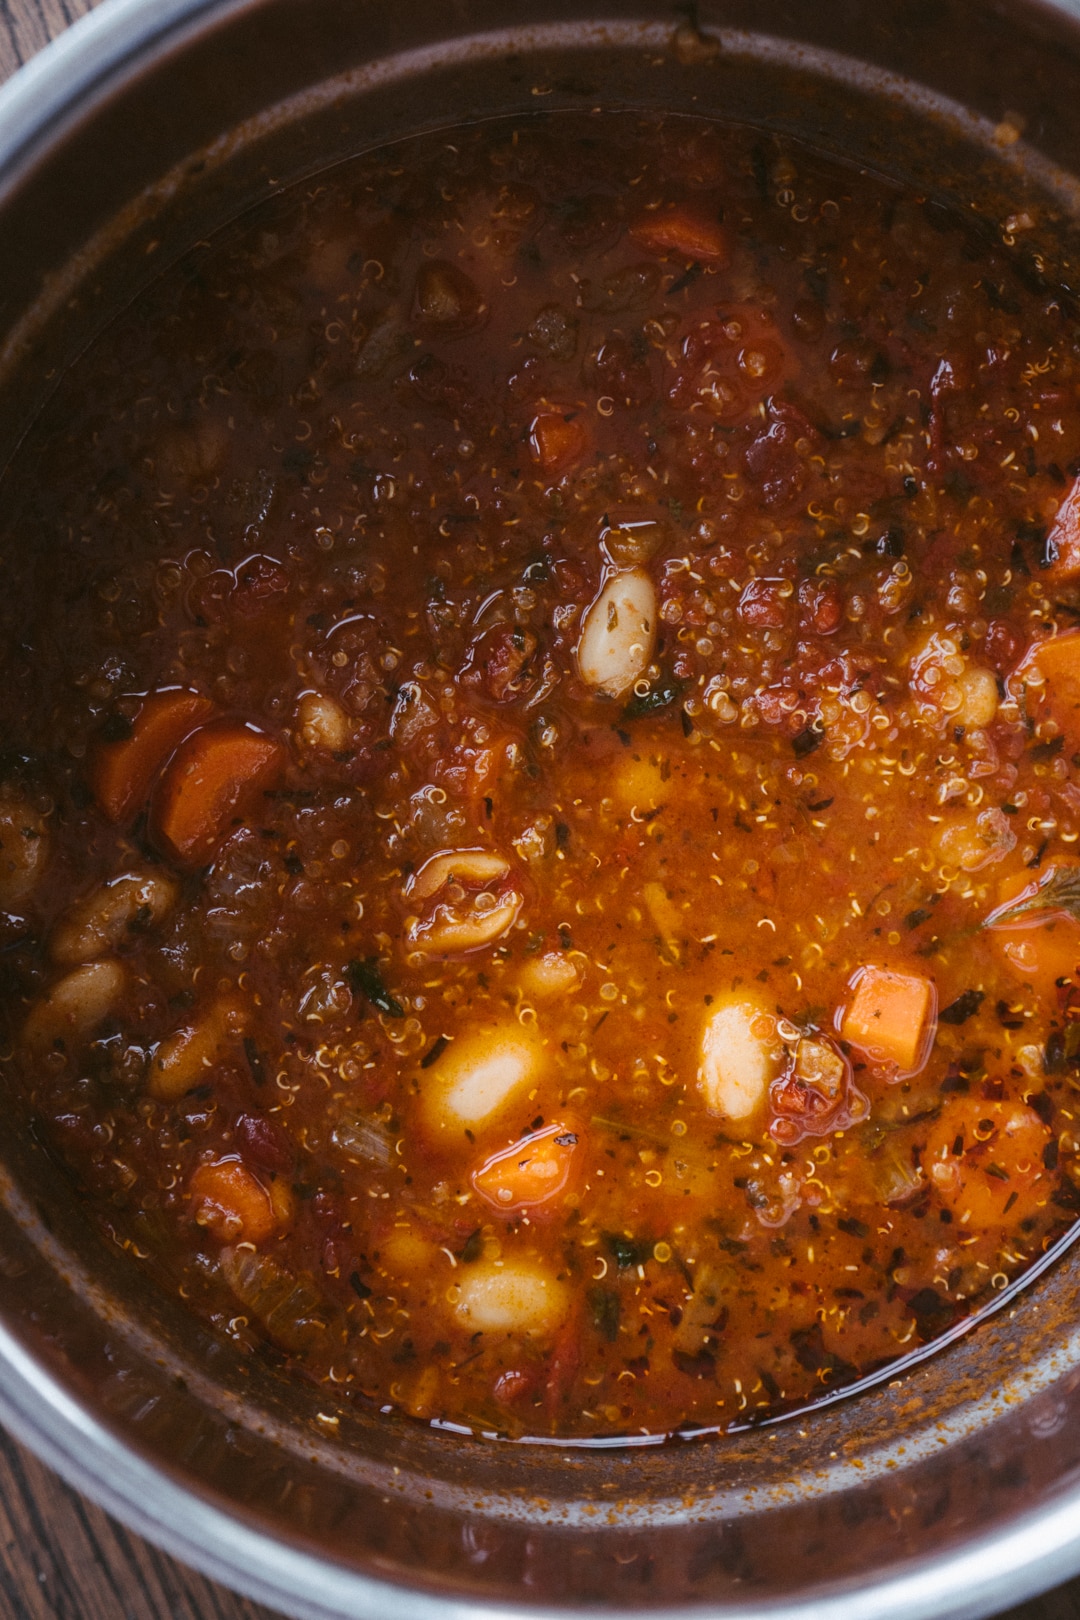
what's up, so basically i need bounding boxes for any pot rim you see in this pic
[5,2,1080,1616]
[6,1293,1080,1620]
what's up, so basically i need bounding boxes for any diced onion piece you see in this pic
[454,1257,570,1334]
[935,807,1015,873]
[869,1142,925,1207]
[50,869,179,964]
[414,260,481,326]
[577,568,657,699]
[420,1024,540,1135]
[296,691,352,753]
[332,1110,394,1167]
[794,1037,846,1098]
[839,965,936,1077]
[954,666,999,728]
[148,996,247,1100]
[518,952,581,1000]
[22,960,125,1053]
[219,1247,335,1356]
[94,688,217,824]
[190,1158,277,1245]
[407,848,510,902]
[698,994,780,1120]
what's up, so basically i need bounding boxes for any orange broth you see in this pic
[2,114,1080,1438]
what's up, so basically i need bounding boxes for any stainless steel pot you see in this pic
[4,2,1080,1616]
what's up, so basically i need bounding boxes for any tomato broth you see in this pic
[3,114,1080,1440]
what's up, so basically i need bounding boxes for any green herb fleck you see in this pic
[624,679,684,720]
[347,957,405,1018]
[588,1285,621,1342]
[985,865,1080,929]
[603,1233,651,1270]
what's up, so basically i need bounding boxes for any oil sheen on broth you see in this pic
[3,114,1080,1440]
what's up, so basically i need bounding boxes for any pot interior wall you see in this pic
[4,1,1080,1613]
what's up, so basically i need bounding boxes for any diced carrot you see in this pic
[1030,631,1080,747]
[94,688,218,824]
[629,207,729,266]
[987,861,1080,994]
[153,723,285,867]
[529,411,590,475]
[1043,476,1080,581]
[190,1158,277,1245]
[471,1119,585,1217]
[839,965,936,1077]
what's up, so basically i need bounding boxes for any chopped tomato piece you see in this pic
[153,723,285,867]
[529,411,590,475]
[190,1159,277,1245]
[94,688,218,824]
[1029,631,1080,748]
[630,207,728,265]
[839,965,936,1077]
[987,861,1080,994]
[1043,476,1080,581]
[471,1119,585,1216]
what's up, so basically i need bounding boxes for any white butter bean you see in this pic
[698,994,780,1120]
[454,1258,569,1334]
[577,568,657,697]
[148,997,247,1101]
[51,869,178,964]
[419,1024,539,1135]
[0,790,49,910]
[23,960,125,1053]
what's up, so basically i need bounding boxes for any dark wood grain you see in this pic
[0,1426,282,1620]
[0,1,1077,1617]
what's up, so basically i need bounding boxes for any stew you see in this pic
[2,113,1080,1440]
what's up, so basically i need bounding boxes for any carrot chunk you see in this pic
[1044,476,1080,581]
[153,723,285,867]
[529,411,590,475]
[839,965,936,1077]
[923,1100,1051,1226]
[630,207,728,265]
[471,1119,585,1217]
[94,688,217,824]
[1031,631,1080,747]
[190,1159,277,1245]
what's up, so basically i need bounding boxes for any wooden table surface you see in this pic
[0,3,1077,1618]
